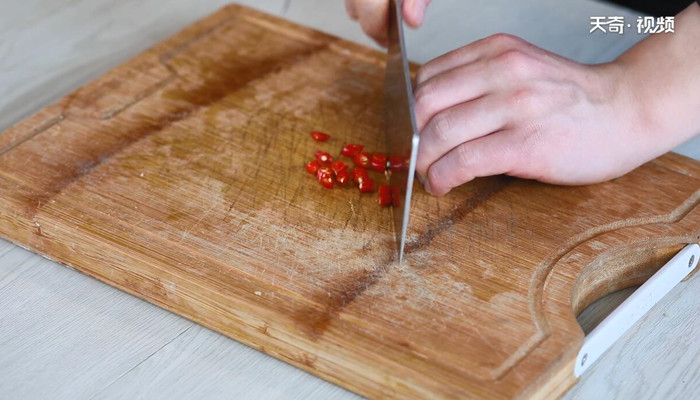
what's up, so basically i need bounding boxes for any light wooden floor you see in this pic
[1,1,698,399]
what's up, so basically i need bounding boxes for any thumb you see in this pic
[403,0,431,27]
[355,0,391,46]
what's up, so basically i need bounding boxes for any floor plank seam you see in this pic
[88,325,193,399]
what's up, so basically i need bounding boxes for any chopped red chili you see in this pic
[370,154,387,173]
[388,155,405,172]
[351,168,369,184]
[331,160,348,176]
[341,144,364,157]
[378,184,392,206]
[305,136,398,200]
[353,151,371,168]
[320,175,334,188]
[315,150,333,165]
[316,166,334,189]
[311,131,330,142]
[316,166,333,181]
[336,170,350,186]
[305,160,320,175]
[358,177,375,193]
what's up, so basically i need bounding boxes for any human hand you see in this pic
[345,0,431,46]
[413,34,670,196]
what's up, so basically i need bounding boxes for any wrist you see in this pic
[591,60,662,154]
[607,5,700,154]
[606,55,696,157]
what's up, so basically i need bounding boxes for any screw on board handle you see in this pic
[574,244,700,377]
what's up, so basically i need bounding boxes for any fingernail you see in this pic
[404,0,420,25]
[424,180,433,195]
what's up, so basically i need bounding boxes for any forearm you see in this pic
[613,3,700,153]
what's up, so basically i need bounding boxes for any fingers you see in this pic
[346,0,431,45]
[425,131,519,196]
[345,0,359,20]
[403,0,431,27]
[414,60,494,131]
[352,0,390,46]
[411,33,548,195]
[416,33,528,85]
[415,95,509,179]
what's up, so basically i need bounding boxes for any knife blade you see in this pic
[385,0,420,263]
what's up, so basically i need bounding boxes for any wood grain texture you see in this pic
[0,3,699,400]
[0,237,355,400]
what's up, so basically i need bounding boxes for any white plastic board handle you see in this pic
[575,243,700,377]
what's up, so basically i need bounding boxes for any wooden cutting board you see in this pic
[1,4,698,399]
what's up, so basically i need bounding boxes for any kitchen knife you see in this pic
[385,0,420,263]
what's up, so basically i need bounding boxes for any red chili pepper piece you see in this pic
[391,185,402,207]
[341,143,364,157]
[320,175,334,189]
[358,177,375,193]
[316,166,333,181]
[331,160,348,176]
[315,150,333,165]
[316,166,334,188]
[305,160,320,175]
[351,168,369,184]
[378,184,392,206]
[353,151,370,168]
[370,153,387,173]
[336,170,350,186]
[311,131,330,142]
[388,155,404,172]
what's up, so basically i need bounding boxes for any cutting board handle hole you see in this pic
[570,244,689,334]
[576,286,638,335]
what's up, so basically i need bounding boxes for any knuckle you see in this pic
[523,123,546,149]
[507,89,537,115]
[415,66,430,84]
[413,82,438,123]
[520,126,550,168]
[485,33,521,49]
[413,82,435,107]
[455,143,477,175]
[500,138,520,164]
[429,110,453,143]
[496,49,530,74]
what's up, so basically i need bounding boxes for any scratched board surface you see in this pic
[0,5,699,399]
